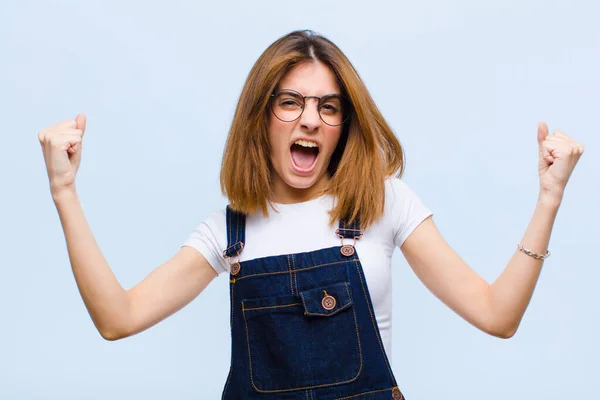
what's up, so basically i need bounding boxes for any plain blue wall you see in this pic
[1,0,597,398]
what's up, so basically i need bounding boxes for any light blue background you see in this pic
[1,1,598,398]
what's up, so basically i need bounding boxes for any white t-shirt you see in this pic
[182,177,433,359]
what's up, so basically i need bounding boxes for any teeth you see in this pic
[294,139,318,148]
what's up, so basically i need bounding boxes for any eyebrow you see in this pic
[277,88,343,97]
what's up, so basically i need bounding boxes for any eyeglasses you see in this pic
[269,89,350,127]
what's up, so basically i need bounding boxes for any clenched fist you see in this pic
[38,114,87,197]
[537,122,585,201]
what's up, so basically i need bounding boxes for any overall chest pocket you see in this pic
[242,282,362,393]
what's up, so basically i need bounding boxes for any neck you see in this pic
[271,175,330,204]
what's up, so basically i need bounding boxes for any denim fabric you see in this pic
[221,206,405,400]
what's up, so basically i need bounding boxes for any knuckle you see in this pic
[50,135,66,147]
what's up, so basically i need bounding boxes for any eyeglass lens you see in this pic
[271,90,347,126]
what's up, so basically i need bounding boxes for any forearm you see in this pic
[487,192,561,337]
[53,187,130,340]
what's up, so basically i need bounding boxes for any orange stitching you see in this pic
[235,211,240,255]
[221,279,236,399]
[224,242,242,253]
[336,228,362,233]
[287,256,294,295]
[300,283,353,317]
[227,208,230,250]
[348,283,364,383]
[334,387,394,400]
[354,259,395,383]
[292,254,298,294]
[242,301,259,393]
[235,259,356,282]
[243,283,363,393]
[335,227,363,239]
[229,282,235,325]
[243,302,301,312]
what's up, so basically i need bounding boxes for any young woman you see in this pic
[38,30,584,399]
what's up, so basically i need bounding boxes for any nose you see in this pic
[299,98,321,132]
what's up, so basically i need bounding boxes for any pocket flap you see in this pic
[300,282,353,317]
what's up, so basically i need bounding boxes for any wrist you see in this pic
[51,185,79,204]
[537,191,562,211]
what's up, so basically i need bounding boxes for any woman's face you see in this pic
[268,61,344,203]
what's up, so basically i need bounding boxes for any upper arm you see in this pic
[122,246,219,338]
[400,216,494,334]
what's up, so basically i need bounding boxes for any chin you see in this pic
[283,174,321,190]
[278,163,331,195]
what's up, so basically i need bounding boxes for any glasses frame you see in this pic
[269,89,351,127]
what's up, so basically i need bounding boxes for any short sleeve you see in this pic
[387,178,434,248]
[181,209,229,275]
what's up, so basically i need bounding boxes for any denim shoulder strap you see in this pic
[223,205,246,258]
[336,217,362,239]
[336,217,362,257]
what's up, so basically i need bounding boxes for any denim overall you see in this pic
[221,206,406,400]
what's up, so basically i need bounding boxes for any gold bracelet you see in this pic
[517,244,551,260]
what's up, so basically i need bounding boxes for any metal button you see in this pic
[321,291,336,310]
[392,387,403,400]
[340,245,355,257]
[230,262,241,276]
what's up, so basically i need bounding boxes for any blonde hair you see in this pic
[220,30,404,229]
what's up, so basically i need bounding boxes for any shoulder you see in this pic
[385,176,409,192]
[384,176,422,205]
[188,208,228,241]
[182,208,229,274]
[203,208,227,230]
[382,176,434,247]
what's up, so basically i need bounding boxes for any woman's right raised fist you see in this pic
[38,114,87,196]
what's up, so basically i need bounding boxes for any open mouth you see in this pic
[290,139,319,171]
